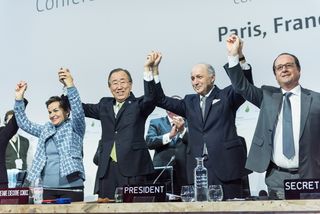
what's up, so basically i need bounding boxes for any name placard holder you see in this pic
[0,187,29,204]
[284,179,320,199]
[123,184,166,202]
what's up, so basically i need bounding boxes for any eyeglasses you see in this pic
[275,62,295,72]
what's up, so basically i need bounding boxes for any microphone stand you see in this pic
[43,188,83,192]
[153,155,175,185]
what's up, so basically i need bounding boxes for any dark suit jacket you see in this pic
[225,64,320,178]
[154,68,253,183]
[0,115,19,188]
[83,80,155,179]
[5,135,29,170]
[93,139,102,194]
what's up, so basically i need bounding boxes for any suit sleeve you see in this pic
[146,120,168,150]
[93,140,102,166]
[82,102,101,120]
[139,80,156,117]
[14,99,42,137]
[1,99,28,142]
[224,63,263,108]
[155,82,187,118]
[67,87,86,137]
[0,115,18,144]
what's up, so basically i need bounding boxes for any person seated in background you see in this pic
[146,97,188,195]
[0,104,27,188]
[4,110,30,171]
[14,68,86,202]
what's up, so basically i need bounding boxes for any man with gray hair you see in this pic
[151,51,253,199]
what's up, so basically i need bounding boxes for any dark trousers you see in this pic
[98,159,147,199]
[266,163,299,199]
[43,186,84,202]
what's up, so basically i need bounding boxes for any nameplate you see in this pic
[284,179,320,199]
[123,184,166,202]
[0,188,29,204]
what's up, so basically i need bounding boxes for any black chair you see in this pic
[16,170,27,188]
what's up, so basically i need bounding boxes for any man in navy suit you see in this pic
[146,96,188,194]
[150,51,253,200]
[225,34,320,199]
[82,52,160,199]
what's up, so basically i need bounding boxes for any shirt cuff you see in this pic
[240,62,251,70]
[144,72,154,81]
[162,133,171,145]
[228,55,239,68]
[179,127,187,138]
[154,75,160,84]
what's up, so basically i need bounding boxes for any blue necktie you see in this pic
[282,92,295,159]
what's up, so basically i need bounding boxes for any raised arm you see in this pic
[14,81,42,137]
[225,34,263,108]
[58,68,86,137]
[139,51,162,116]
[150,53,187,117]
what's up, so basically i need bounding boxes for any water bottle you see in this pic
[7,169,18,188]
[31,177,43,204]
[194,157,208,201]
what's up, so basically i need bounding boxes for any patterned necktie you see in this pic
[282,92,295,159]
[201,96,206,119]
[114,102,123,116]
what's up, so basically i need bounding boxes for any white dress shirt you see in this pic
[272,85,301,169]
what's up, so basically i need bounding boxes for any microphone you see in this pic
[153,155,175,185]
[258,190,268,200]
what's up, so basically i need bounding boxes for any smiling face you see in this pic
[274,54,300,91]
[191,64,215,96]
[108,70,132,102]
[47,101,69,126]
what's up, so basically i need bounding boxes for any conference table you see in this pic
[1,199,320,213]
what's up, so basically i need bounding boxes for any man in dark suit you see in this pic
[150,51,253,200]
[4,110,30,170]
[225,34,320,199]
[82,52,159,199]
[146,99,188,194]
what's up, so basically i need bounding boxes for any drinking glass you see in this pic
[180,185,195,202]
[114,187,123,203]
[208,185,223,201]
